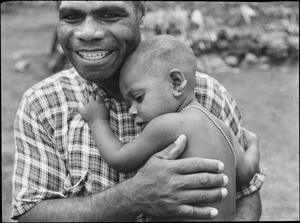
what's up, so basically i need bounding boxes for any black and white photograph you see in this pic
[1,1,299,221]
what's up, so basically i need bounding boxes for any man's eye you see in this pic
[102,13,121,21]
[61,14,82,22]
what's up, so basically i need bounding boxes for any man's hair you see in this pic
[56,1,146,12]
[131,1,147,17]
[132,1,146,11]
[121,35,197,91]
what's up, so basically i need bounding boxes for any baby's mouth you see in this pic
[77,50,112,60]
[136,122,148,130]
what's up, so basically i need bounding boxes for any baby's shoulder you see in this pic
[152,112,182,124]
[147,113,183,132]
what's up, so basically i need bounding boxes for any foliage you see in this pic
[144,2,299,66]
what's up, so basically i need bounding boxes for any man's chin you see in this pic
[72,59,121,82]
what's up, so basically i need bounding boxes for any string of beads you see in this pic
[179,105,237,168]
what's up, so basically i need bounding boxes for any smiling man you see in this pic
[12,1,266,222]
[57,1,142,95]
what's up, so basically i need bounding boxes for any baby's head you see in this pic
[119,35,197,129]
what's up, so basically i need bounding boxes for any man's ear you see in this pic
[138,1,147,29]
[169,69,187,98]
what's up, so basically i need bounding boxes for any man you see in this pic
[12,1,266,221]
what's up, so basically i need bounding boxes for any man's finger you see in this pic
[154,135,187,160]
[174,157,224,174]
[178,188,227,204]
[178,173,228,189]
[176,205,218,219]
[241,127,259,148]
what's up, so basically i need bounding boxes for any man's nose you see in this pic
[129,106,138,118]
[74,17,106,41]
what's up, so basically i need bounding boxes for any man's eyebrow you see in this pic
[59,7,83,16]
[91,5,130,15]
[58,5,130,17]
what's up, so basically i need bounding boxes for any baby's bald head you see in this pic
[120,35,197,91]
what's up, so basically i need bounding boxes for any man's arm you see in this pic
[17,180,140,222]
[235,191,262,221]
[18,135,228,222]
[229,129,259,186]
[234,127,263,220]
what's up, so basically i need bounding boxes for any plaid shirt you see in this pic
[12,67,266,221]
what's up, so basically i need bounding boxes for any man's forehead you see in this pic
[59,1,132,11]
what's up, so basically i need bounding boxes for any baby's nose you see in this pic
[129,106,138,118]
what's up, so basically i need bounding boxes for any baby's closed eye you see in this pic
[133,93,144,103]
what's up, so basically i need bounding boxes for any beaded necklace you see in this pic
[180,105,237,168]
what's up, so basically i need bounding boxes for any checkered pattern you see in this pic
[12,67,266,221]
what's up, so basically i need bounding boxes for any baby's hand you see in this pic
[78,94,109,124]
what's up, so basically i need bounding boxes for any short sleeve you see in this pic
[12,92,67,219]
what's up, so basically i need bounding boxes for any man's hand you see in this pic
[235,127,262,220]
[128,135,228,220]
[241,127,260,178]
[242,127,259,150]
[78,94,109,124]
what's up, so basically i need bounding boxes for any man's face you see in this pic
[57,1,143,83]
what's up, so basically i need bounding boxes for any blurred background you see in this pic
[1,1,299,221]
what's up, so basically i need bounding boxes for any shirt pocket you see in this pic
[63,170,93,197]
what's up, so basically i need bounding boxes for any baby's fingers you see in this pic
[96,95,104,102]
[80,97,88,106]
[104,101,111,110]
[78,102,85,115]
[89,94,96,102]
[96,95,110,109]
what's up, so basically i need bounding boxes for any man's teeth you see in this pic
[78,51,110,60]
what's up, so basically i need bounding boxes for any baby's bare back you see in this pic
[176,109,236,220]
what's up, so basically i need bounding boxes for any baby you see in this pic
[79,35,259,220]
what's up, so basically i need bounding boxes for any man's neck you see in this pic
[95,78,123,101]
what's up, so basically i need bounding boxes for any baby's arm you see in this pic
[78,95,175,173]
[230,129,260,186]
[78,94,125,154]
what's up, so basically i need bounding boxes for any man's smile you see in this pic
[76,50,113,61]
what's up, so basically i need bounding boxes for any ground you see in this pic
[1,2,299,221]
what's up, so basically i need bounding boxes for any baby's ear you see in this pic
[169,69,187,98]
